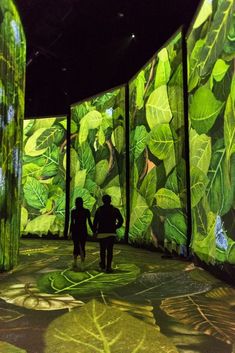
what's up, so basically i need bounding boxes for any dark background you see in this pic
[15,0,201,117]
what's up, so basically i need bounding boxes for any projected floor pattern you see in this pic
[0,240,234,353]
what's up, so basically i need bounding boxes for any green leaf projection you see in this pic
[0,0,26,270]
[188,0,235,265]
[70,88,126,239]
[21,117,67,237]
[129,31,187,253]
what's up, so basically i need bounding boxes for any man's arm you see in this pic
[115,209,124,229]
[93,208,100,233]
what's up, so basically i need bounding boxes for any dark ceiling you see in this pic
[15,0,201,117]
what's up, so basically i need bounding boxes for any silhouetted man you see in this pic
[70,197,93,269]
[93,195,123,273]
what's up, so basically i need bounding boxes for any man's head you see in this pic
[102,194,111,205]
[75,197,83,208]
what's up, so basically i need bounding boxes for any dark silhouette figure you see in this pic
[70,197,93,269]
[93,195,123,273]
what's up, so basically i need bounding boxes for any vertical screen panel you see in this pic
[21,117,67,237]
[188,0,235,264]
[129,31,187,253]
[70,87,126,239]
[0,0,26,270]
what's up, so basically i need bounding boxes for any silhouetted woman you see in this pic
[70,197,93,269]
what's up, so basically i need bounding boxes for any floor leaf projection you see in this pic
[0,239,234,353]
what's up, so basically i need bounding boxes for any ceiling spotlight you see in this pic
[131,33,135,39]
[118,12,124,18]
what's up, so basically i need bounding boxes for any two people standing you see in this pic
[70,195,123,273]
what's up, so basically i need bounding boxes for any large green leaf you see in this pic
[199,0,234,77]
[139,167,157,206]
[24,128,48,157]
[189,87,224,134]
[130,125,148,159]
[24,215,58,234]
[41,144,60,178]
[77,142,95,178]
[30,118,56,132]
[148,124,174,160]
[207,140,233,215]
[190,128,211,175]
[191,211,218,262]
[111,125,124,153]
[224,92,235,161]
[155,188,181,209]
[71,103,91,122]
[105,186,122,207]
[93,90,119,110]
[54,194,66,217]
[0,341,26,353]
[70,148,80,177]
[146,86,172,129]
[130,192,153,237]
[74,170,87,188]
[79,110,103,145]
[135,70,146,109]
[95,159,109,186]
[44,299,179,353]
[36,126,64,149]
[124,271,211,300]
[85,178,100,196]
[20,207,28,231]
[168,85,184,130]
[190,166,208,208]
[193,0,212,29]
[154,48,171,88]
[98,127,106,146]
[165,168,178,194]
[22,163,42,181]
[23,176,48,209]
[161,289,235,344]
[212,59,230,82]
[38,264,140,295]
[193,204,208,238]
[0,283,83,310]
[164,212,187,245]
[188,39,205,92]
[163,148,176,176]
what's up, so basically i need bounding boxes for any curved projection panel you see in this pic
[0,0,26,270]
[21,117,67,237]
[188,0,235,265]
[129,31,187,253]
[70,88,126,239]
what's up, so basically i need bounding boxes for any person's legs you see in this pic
[79,237,86,271]
[73,241,79,267]
[80,237,86,261]
[99,238,106,270]
[106,236,114,272]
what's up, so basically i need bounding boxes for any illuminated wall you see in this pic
[129,31,187,253]
[22,117,67,237]
[0,0,26,270]
[70,88,126,239]
[188,0,235,265]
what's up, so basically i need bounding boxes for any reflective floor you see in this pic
[0,239,234,353]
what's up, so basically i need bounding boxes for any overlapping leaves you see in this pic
[44,299,179,353]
